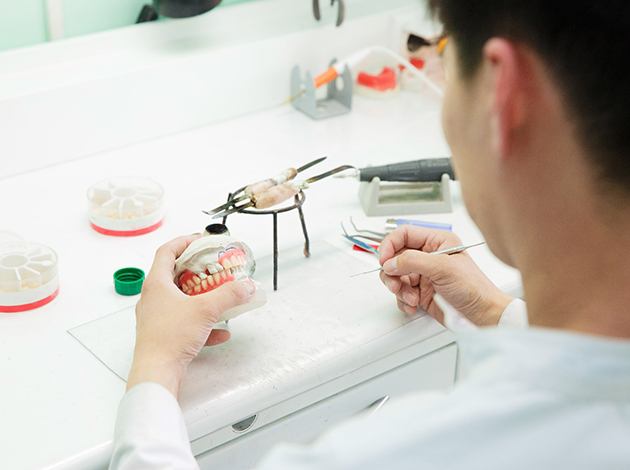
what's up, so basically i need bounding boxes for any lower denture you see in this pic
[178,267,236,296]
[178,249,246,296]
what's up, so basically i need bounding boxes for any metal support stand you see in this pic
[297,205,310,258]
[221,191,310,291]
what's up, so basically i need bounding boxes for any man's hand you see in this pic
[127,235,256,397]
[379,226,512,327]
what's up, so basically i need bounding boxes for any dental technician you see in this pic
[110,1,630,468]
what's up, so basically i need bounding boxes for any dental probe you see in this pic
[349,241,486,278]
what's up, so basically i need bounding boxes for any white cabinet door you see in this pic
[196,343,457,469]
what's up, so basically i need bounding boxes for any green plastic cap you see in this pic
[113,267,145,296]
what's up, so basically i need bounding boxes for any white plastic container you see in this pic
[87,177,165,236]
[0,232,59,313]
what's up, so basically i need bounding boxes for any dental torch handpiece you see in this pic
[357,158,455,183]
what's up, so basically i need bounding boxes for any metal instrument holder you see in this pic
[291,63,353,120]
[221,191,310,291]
[359,174,453,216]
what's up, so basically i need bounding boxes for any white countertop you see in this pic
[0,89,520,469]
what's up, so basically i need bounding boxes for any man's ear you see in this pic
[483,38,528,160]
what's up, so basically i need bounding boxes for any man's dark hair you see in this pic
[429,1,630,196]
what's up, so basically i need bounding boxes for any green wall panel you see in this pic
[62,0,149,38]
[0,0,258,52]
[0,0,47,51]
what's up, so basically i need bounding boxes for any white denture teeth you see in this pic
[194,285,201,293]
[198,272,207,280]
[216,263,224,272]
[187,280,195,288]
[222,258,233,269]
[213,273,221,284]
[207,275,215,286]
[193,276,201,285]
[201,279,208,289]
[207,264,218,274]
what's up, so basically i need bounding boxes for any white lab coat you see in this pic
[109,301,630,469]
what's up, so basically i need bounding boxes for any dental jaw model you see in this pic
[174,224,266,322]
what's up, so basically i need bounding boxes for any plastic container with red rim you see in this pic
[87,177,165,236]
[0,232,59,313]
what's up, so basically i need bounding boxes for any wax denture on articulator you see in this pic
[174,224,266,322]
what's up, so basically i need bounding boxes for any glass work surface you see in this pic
[68,240,437,409]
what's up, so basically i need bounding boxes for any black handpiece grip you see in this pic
[358,158,455,182]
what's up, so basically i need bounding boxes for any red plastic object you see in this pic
[357,67,397,92]
[90,219,163,237]
[0,288,59,313]
[409,57,425,69]
[353,244,379,254]
[399,58,426,72]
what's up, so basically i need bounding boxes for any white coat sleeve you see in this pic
[498,298,528,328]
[109,382,199,470]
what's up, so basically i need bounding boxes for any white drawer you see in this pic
[195,343,457,469]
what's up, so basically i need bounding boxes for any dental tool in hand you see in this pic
[210,165,354,219]
[349,241,486,277]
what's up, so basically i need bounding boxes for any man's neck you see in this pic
[520,211,630,339]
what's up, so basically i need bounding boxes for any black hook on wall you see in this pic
[312,0,346,27]
[137,0,222,22]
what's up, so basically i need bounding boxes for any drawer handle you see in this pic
[232,414,257,433]
[365,395,389,416]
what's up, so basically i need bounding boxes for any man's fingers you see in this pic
[426,300,445,325]
[381,271,422,306]
[398,283,420,307]
[379,226,461,265]
[380,271,403,295]
[397,298,419,316]
[408,273,421,288]
[205,329,231,346]
[194,279,256,321]
[418,275,436,311]
[382,249,447,278]
[150,234,201,279]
